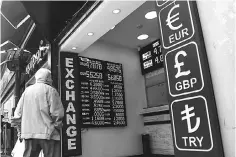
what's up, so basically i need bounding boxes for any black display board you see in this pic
[139,39,163,75]
[78,56,127,127]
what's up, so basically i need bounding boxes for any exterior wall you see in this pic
[197,1,235,157]
[75,40,147,157]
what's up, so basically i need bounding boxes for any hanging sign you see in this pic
[60,52,82,157]
[157,1,224,157]
[25,40,49,76]
[139,39,164,75]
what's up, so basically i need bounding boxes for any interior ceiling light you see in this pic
[87,32,94,36]
[137,34,149,40]
[72,47,77,50]
[145,11,157,19]
[111,26,115,30]
[113,9,121,14]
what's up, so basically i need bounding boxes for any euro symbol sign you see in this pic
[166,4,183,30]
[174,50,190,78]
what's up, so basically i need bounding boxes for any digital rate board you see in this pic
[139,39,164,75]
[78,56,127,127]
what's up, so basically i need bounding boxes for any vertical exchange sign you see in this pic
[157,1,224,157]
[60,52,82,156]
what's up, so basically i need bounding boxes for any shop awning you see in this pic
[20,1,97,43]
[1,1,99,78]
[0,1,34,77]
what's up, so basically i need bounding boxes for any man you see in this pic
[11,68,64,157]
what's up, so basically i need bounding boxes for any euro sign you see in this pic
[166,4,183,30]
[174,50,190,78]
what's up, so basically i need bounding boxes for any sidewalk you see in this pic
[1,151,12,157]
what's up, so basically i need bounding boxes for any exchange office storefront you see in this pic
[57,1,234,157]
[58,1,171,157]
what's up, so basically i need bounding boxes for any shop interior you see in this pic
[61,1,173,157]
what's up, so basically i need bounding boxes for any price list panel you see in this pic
[78,56,127,127]
[139,39,164,75]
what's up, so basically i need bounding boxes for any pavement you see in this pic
[1,155,12,157]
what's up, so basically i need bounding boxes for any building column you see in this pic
[50,42,60,90]
[197,1,235,157]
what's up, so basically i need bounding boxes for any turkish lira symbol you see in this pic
[181,104,200,133]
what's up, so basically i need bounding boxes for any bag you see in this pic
[11,138,25,157]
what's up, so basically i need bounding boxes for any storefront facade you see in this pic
[58,1,235,157]
[1,1,234,157]
[0,23,51,155]
[0,68,17,154]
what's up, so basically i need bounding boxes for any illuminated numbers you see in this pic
[114,96,123,100]
[115,117,125,121]
[154,47,158,54]
[113,105,124,108]
[89,72,103,79]
[114,101,123,105]
[115,113,124,116]
[114,109,124,112]
[154,45,163,64]
[93,121,105,125]
[114,121,125,125]
[159,46,162,52]
[108,74,122,82]
[91,82,103,86]
[107,63,122,73]
[90,62,102,70]
[155,54,164,64]
[95,117,104,121]
[154,45,161,54]
[160,54,163,62]
[85,71,90,78]
[114,92,123,97]
[114,85,122,89]
[155,56,160,63]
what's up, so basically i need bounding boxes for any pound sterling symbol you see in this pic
[174,50,190,78]
[181,104,200,133]
[166,4,183,30]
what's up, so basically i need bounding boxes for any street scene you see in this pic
[0,1,235,157]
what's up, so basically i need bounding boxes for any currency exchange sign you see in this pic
[159,0,194,49]
[165,42,204,97]
[171,96,213,151]
[158,1,224,157]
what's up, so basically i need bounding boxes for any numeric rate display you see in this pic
[78,56,127,127]
[139,39,164,75]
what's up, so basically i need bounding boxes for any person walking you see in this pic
[11,68,64,157]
